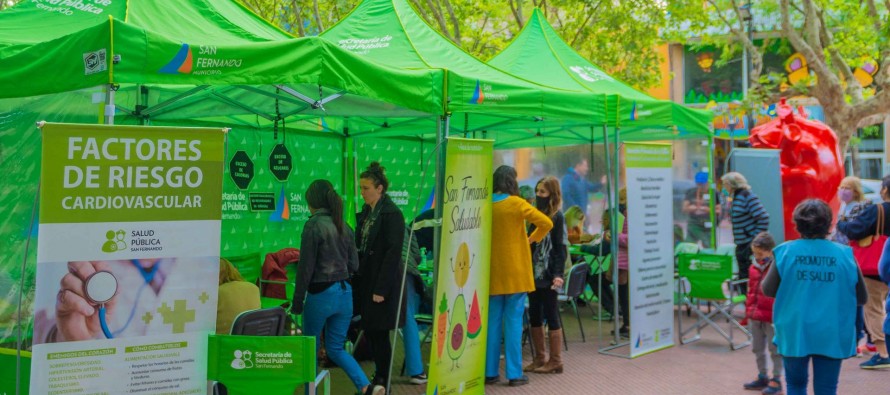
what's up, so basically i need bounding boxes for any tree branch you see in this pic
[706,0,763,85]
[865,0,883,33]
[425,0,453,42]
[779,0,845,109]
[312,0,324,32]
[850,89,890,122]
[509,0,524,29]
[410,0,433,25]
[569,2,601,47]
[814,7,862,103]
[290,0,305,36]
[442,0,462,44]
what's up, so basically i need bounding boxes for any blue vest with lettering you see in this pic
[772,239,858,359]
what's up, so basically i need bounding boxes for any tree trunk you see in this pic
[821,104,857,177]
[850,145,861,177]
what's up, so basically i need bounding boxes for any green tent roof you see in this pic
[320,0,606,131]
[489,8,713,141]
[0,0,445,118]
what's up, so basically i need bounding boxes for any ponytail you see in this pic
[326,187,344,235]
[306,179,345,235]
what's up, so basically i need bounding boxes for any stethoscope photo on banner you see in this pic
[82,259,161,339]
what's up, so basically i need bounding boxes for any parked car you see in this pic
[861,179,884,204]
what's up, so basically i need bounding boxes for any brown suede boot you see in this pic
[534,329,563,374]
[523,326,547,372]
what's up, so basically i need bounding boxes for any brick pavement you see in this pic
[315,306,887,395]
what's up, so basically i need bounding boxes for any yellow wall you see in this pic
[645,44,672,100]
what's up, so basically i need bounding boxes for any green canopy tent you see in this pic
[488,8,713,148]
[0,0,463,364]
[319,0,616,146]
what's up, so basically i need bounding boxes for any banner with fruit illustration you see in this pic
[427,138,493,395]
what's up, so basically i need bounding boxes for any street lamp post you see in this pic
[740,3,754,139]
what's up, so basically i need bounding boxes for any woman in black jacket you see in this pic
[292,180,384,395]
[525,176,568,374]
[355,162,406,389]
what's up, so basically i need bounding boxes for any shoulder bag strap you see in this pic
[877,204,884,237]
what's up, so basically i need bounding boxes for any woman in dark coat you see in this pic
[355,162,406,389]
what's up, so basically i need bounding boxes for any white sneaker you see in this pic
[409,374,428,384]
[372,385,386,395]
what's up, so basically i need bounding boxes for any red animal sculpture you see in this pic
[748,98,844,241]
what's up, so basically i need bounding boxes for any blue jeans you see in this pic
[303,282,370,391]
[402,280,424,377]
[486,293,526,380]
[783,355,842,395]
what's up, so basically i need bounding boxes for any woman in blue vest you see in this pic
[762,199,868,395]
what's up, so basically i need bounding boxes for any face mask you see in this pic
[837,189,854,203]
[618,204,627,214]
[721,188,730,197]
[535,196,550,210]
[757,256,772,265]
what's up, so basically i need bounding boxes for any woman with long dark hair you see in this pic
[524,176,567,374]
[291,179,383,395]
[355,162,406,390]
[485,165,553,386]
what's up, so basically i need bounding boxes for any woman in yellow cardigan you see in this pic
[485,165,553,386]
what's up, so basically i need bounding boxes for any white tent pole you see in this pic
[103,83,116,125]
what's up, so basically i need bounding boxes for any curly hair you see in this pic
[359,161,389,193]
[793,199,832,239]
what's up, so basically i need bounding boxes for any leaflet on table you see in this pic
[31,123,225,394]
[624,142,675,358]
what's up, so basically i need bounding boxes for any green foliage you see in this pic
[667,0,887,102]
[0,0,21,11]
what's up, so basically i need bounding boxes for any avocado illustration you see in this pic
[467,290,482,339]
[448,293,468,367]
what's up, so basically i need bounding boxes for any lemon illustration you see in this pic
[452,242,472,289]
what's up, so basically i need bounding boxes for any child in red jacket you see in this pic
[743,232,783,395]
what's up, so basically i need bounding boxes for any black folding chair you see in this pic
[230,306,288,336]
[557,263,590,346]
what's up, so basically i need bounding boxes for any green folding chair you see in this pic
[676,253,751,350]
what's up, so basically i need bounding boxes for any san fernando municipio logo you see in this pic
[159,44,193,74]
[159,43,244,75]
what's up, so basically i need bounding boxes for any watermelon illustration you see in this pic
[436,294,449,358]
[467,290,482,339]
[448,293,468,364]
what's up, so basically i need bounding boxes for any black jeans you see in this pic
[586,272,615,316]
[735,242,753,294]
[528,287,560,329]
[366,329,392,386]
